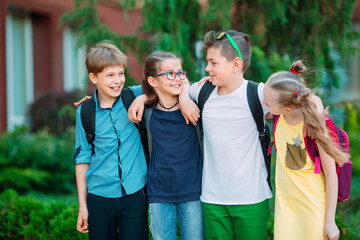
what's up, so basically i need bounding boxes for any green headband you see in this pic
[216,32,243,61]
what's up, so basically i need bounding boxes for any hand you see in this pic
[324,221,340,240]
[128,95,147,123]
[197,76,212,86]
[74,96,91,108]
[77,207,89,233]
[179,95,200,126]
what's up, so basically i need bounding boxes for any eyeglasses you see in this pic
[215,31,243,61]
[153,71,187,80]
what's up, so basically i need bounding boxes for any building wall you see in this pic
[0,0,143,132]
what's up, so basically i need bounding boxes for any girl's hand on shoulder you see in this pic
[197,76,212,86]
[77,207,89,233]
[128,95,147,123]
[74,96,91,108]
[324,221,340,240]
[179,96,200,126]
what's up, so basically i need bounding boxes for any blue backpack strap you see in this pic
[80,97,96,155]
[247,80,272,190]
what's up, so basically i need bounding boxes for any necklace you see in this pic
[158,100,179,111]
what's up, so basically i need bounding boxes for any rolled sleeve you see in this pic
[74,105,92,164]
[128,85,143,97]
[190,82,201,102]
[257,82,269,118]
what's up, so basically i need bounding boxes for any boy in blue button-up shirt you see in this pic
[74,42,148,240]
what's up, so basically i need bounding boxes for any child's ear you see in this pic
[285,107,293,113]
[89,73,97,85]
[147,76,158,88]
[232,57,243,72]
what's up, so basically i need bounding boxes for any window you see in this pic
[63,27,87,92]
[6,11,34,131]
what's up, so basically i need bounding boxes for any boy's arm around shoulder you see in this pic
[317,144,340,240]
[179,78,200,126]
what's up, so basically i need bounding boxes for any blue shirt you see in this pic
[147,107,202,203]
[74,85,147,198]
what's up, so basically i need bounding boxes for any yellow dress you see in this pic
[274,115,326,240]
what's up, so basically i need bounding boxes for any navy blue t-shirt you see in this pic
[147,107,202,203]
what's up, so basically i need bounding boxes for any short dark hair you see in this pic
[203,30,252,72]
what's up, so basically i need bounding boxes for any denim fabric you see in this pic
[149,201,204,240]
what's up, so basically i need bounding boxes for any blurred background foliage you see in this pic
[60,0,359,88]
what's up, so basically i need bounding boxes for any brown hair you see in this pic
[267,60,348,166]
[142,51,180,105]
[203,30,252,72]
[86,41,127,75]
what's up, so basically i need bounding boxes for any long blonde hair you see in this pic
[267,60,348,166]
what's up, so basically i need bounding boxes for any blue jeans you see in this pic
[149,200,204,240]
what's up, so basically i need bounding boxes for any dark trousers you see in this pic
[87,189,148,240]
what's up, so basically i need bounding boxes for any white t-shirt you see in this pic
[190,79,272,205]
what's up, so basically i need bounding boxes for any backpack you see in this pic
[271,114,352,202]
[197,80,272,190]
[80,87,150,165]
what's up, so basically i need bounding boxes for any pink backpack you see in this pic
[270,115,352,202]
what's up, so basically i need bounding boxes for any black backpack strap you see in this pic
[144,107,153,157]
[198,81,216,135]
[121,87,136,111]
[247,81,272,190]
[80,97,96,155]
[120,88,150,166]
[197,81,215,158]
[198,81,216,114]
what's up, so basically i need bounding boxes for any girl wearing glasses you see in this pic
[142,51,204,240]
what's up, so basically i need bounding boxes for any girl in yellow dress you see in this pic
[263,61,348,240]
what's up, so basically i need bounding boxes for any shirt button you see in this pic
[114,121,117,124]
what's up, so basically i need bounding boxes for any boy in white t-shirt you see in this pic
[188,30,272,240]
[128,30,272,239]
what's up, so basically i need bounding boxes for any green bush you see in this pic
[0,126,75,193]
[0,189,87,240]
[28,90,80,135]
[0,168,51,193]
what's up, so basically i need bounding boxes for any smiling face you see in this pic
[205,47,237,87]
[149,58,183,97]
[89,65,125,107]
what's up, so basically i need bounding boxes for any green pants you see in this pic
[202,199,269,240]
